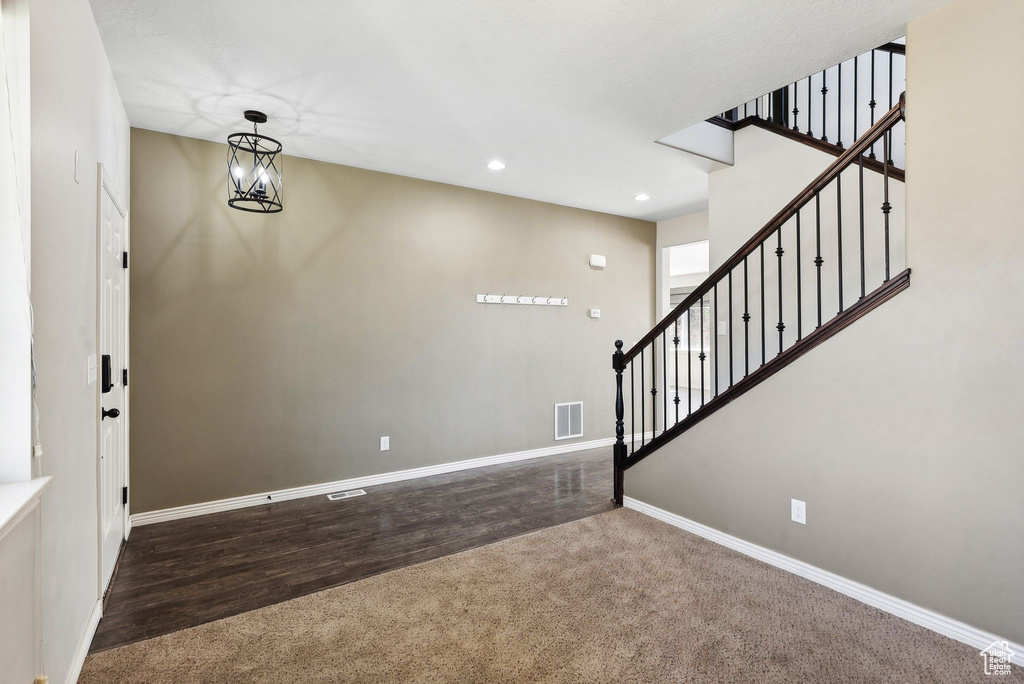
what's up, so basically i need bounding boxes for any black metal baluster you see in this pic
[687,309,692,416]
[744,102,748,118]
[622,358,630,454]
[713,284,719,397]
[869,50,877,159]
[796,210,803,340]
[791,82,799,131]
[807,76,813,138]
[837,173,844,313]
[887,53,895,165]
[755,96,759,119]
[854,54,859,142]
[673,324,680,425]
[815,192,823,328]
[776,226,785,355]
[640,347,645,446]
[728,271,734,387]
[613,340,625,506]
[882,131,891,281]
[820,69,828,142]
[859,155,866,298]
[888,51,894,111]
[743,257,750,376]
[699,300,706,407]
[650,339,657,437]
[662,331,667,434]
[760,243,766,366]
[837,61,843,149]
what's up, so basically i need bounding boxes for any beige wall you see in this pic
[129,129,655,513]
[655,211,709,320]
[627,0,1024,645]
[29,0,131,680]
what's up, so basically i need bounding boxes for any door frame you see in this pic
[95,162,130,597]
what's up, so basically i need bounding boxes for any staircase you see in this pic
[610,48,909,505]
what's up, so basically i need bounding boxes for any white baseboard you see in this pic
[66,598,102,684]
[132,434,647,527]
[623,496,1024,667]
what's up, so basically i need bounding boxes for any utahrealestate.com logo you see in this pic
[980,640,1015,676]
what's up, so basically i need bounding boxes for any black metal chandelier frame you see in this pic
[227,110,283,214]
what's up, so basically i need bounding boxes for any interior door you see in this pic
[100,183,127,591]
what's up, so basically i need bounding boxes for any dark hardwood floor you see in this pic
[91,447,613,652]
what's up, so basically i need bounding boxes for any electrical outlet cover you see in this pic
[380,436,390,451]
[791,499,806,525]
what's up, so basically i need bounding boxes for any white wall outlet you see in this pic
[791,498,806,525]
[718,321,727,336]
[589,309,601,319]
[380,436,390,451]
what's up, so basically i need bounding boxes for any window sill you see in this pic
[0,476,52,542]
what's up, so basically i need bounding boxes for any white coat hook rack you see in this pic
[476,294,568,306]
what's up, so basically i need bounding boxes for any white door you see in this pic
[100,184,127,591]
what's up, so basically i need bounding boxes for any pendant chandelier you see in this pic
[227,110,283,213]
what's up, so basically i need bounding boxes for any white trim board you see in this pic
[66,598,102,684]
[132,434,651,527]
[623,496,1024,667]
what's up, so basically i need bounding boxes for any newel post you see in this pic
[612,340,625,506]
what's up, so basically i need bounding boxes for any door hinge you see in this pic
[122,486,128,505]
[122,251,128,269]
[123,368,128,387]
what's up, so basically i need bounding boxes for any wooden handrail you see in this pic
[622,94,904,363]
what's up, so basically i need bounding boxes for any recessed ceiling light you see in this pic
[487,160,506,170]
[634,194,650,201]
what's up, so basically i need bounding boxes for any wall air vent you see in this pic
[327,489,366,501]
[554,402,583,440]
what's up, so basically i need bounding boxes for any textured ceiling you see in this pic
[89,0,947,221]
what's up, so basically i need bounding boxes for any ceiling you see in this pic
[89,0,947,221]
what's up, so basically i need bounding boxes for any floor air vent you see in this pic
[554,402,583,440]
[327,489,366,501]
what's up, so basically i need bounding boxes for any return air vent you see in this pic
[327,489,366,501]
[554,402,583,440]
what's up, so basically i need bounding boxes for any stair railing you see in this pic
[710,42,906,175]
[611,94,909,506]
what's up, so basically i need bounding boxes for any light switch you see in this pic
[87,355,97,385]
[718,321,727,336]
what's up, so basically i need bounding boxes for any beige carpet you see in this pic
[81,509,1021,683]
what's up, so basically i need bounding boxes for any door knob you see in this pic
[102,407,120,420]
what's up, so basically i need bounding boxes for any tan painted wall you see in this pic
[655,211,709,320]
[129,129,655,512]
[627,0,1024,644]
